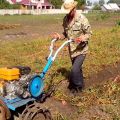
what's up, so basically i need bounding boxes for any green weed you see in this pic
[55,113,68,120]
[116,20,120,26]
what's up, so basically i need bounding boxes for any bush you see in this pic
[93,4,101,10]
[50,0,86,9]
[116,20,120,26]
[100,13,110,20]
[95,13,110,21]
[50,0,62,9]
[0,0,20,9]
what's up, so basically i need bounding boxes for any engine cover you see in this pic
[0,67,19,81]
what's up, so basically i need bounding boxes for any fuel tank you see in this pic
[0,68,20,81]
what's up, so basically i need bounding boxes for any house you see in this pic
[37,0,54,9]
[84,5,93,11]
[6,0,54,10]
[20,0,37,9]
[101,3,120,11]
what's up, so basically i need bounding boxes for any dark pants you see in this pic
[68,54,86,91]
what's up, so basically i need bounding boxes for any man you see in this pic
[52,0,92,94]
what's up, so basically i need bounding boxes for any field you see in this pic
[0,12,120,120]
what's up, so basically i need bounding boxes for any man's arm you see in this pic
[81,14,92,41]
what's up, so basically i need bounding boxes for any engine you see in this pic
[0,66,36,100]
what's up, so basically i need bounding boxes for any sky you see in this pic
[90,0,109,3]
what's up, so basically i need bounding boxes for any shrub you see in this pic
[116,20,120,26]
[93,4,101,10]
[0,0,20,9]
[94,13,110,21]
[100,13,110,20]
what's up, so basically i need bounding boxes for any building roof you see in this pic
[10,0,53,6]
[11,0,16,4]
[102,3,120,11]
[109,3,120,10]
[103,4,112,10]
[20,0,37,5]
[11,0,37,5]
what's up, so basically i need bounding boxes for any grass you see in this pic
[0,27,120,76]
[0,12,120,119]
[116,20,120,26]
[84,27,120,76]
[54,78,120,119]
[0,14,64,25]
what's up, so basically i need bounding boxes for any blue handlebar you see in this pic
[40,39,72,79]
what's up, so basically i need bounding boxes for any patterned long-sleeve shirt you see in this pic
[63,11,92,58]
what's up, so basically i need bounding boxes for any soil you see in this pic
[0,31,120,120]
[40,61,120,120]
[85,61,120,88]
[0,15,120,119]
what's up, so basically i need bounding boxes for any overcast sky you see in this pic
[90,0,109,3]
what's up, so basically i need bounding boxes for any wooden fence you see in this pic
[0,9,87,15]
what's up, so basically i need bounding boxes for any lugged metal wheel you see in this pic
[0,99,11,120]
[0,106,6,120]
[19,102,53,120]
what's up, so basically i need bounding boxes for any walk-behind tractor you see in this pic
[0,39,72,120]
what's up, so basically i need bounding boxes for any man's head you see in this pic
[61,0,78,13]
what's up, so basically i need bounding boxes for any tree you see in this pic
[107,0,120,4]
[50,0,62,9]
[86,0,92,6]
[50,0,86,9]
[99,0,105,6]
[76,0,86,9]
[0,0,20,9]
[93,2,101,10]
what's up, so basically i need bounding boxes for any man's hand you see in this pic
[74,37,82,44]
[74,35,87,43]
[50,32,61,40]
[50,32,65,40]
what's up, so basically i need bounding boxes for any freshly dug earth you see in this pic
[0,24,20,30]
[40,62,120,120]
[85,61,120,88]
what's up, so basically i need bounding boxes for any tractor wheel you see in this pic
[31,109,52,120]
[0,99,11,120]
[19,101,53,120]
[0,106,6,120]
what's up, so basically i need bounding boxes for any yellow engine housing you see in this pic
[0,68,20,81]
